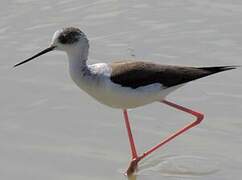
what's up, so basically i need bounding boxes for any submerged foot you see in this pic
[126,158,141,176]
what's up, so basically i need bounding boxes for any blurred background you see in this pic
[0,0,242,180]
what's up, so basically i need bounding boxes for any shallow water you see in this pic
[1,0,242,180]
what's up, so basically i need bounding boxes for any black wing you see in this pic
[110,61,236,89]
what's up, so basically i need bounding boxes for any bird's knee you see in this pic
[195,113,204,124]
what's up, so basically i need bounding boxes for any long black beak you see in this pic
[13,46,56,68]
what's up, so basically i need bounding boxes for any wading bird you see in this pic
[14,27,237,175]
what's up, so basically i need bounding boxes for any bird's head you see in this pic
[51,27,88,51]
[14,27,88,67]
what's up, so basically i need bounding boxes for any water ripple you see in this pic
[138,154,220,177]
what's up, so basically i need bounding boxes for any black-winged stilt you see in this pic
[14,27,237,175]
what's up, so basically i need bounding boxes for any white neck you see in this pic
[66,43,91,83]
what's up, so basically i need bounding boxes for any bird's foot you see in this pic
[126,157,141,176]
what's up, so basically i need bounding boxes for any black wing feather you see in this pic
[110,61,236,89]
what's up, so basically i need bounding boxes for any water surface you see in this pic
[1,0,242,180]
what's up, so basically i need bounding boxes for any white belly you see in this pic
[78,78,181,109]
[88,84,162,109]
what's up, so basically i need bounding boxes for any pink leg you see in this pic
[122,110,139,175]
[122,100,204,176]
[123,109,138,159]
[138,99,204,161]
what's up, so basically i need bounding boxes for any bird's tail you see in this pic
[198,65,239,74]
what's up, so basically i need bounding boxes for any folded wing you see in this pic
[110,61,236,89]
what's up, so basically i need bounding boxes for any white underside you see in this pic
[69,62,183,109]
[89,83,182,109]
